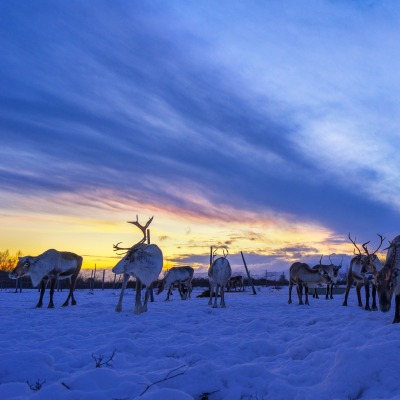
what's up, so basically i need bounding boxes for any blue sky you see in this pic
[1,0,400,273]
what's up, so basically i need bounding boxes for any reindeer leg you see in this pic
[134,280,143,314]
[371,284,378,311]
[208,283,214,305]
[48,278,56,308]
[329,284,334,300]
[213,285,219,308]
[342,278,353,306]
[115,273,129,313]
[220,286,226,308]
[142,287,150,313]
[288,282,293,304]
[165,285,172,301]
[356,283,363,308]
[393,294,400,323]
[62,276,77,307]
[325,285,329,300]
[36,280,46,308]
[297,282,304,305]
[305,286,310,305]
[364,281,371,311]
[178,281,185,300]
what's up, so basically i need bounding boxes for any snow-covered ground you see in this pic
[1,286,399,400]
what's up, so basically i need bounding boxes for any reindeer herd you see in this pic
[7,216,400,324]
[289,232,400,324]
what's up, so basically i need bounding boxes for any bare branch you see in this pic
[139,362,194,397]
[92,349,117,368]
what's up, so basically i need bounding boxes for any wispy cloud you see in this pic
[1,1,400,272]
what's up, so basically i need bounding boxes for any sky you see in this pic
[1,0,400,274]
[2,287,400,400]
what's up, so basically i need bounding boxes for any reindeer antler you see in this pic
[362,234,385,257]
[319,255,323,265]
[348,233,362,255]
[212,245,229,260]
[113,215,154,254]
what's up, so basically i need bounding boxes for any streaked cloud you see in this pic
[1,0,399,272]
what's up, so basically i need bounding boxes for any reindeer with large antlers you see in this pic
[375,235,400,323]
[112,216,163,314]
[343,233,384,311]
[208,246,232,308]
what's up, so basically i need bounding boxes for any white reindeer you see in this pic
[112,216,163,314]
[288,262,332,305]
[343,233,384,311]
[375,235,400,323]
[208,247,232,308]
[156,266,194,301]
[8,249,82,308]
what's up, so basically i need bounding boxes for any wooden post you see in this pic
[241,251,257,295]
[93,264,97,291]
[101,270,105,290]
[89,270,94,291]
[112,273,117,290]
[209,246,213,268]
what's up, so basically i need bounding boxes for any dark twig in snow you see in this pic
[139,362,194,396]
[92,348,117,368]
[27,378,46,391]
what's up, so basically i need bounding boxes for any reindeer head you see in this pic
[9,256,32,279]
[348,233,384,277]
[375,235,400,312]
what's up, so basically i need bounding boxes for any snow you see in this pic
[1,286,400,400]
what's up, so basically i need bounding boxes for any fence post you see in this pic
[102,270,105,290]
[112,273,117,290]
[241,251,257,295]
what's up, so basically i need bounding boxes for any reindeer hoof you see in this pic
[115,306,122,313]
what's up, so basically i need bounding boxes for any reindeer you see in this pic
[156,266,194,301]
[343,233,384,311]
[288,262,332,305]
[208,247,232,308]
[8,249,82,308]
[112,216,163,314]
[227,275,244,292]
[374,235,400,323]
[312,255,342,299]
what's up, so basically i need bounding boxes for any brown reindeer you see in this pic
[227,275,244,292]
[343,233,384,311]
[375,235,400,323]
[288,262,332,305]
